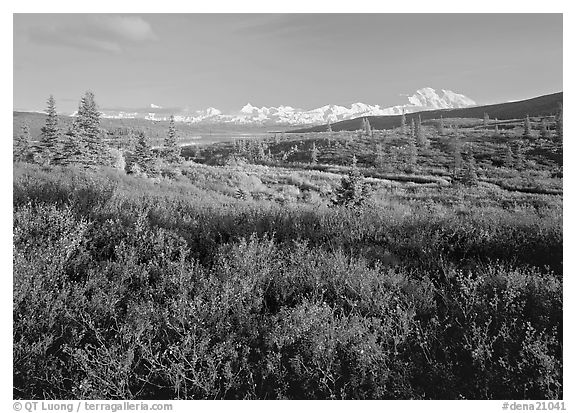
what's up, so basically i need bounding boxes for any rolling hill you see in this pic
[289,92,563,133]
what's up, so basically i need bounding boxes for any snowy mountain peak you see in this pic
[241,103,262,115]
[408,88,475,109]
[100,87,476,126]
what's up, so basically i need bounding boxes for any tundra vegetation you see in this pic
[13,94,562,399]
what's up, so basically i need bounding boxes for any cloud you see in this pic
[27,15,157,54]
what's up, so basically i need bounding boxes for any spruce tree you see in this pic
[523,114,532,139]
[238,139,246,155]
[39,95,62,164]
[258,142,267,162]
[540,119,551,139]
[483,112,489,129]
[164,115,181,163]
[514,141,525,170]
[351,154,358,168]
[438,115,445,136]
[374,144,386,170]
[365,118,372,137]
[331,168,370,210]
[556,103,563,141]
[462,148,478,186]
[451,136,462,177]
[504,143,514,167]
[407,120,417,173]
[416,114,428,148]
[327,120,332,133]
[55,124,88,166]
[400,109,407,135]
[76,91,108,167]
[310,142,319,165]
[126,128,137,152]
[132,131,157,176]
[14,123,31,162]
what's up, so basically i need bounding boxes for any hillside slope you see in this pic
[289,92,563,133]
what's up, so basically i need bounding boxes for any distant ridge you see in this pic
[288,92,563,133]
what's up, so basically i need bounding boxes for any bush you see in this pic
[13,164,563,399]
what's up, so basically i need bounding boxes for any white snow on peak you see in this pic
[240,103,258,114]
[100,87,476,125]
[408,87,475,109]
[150,103,162,109]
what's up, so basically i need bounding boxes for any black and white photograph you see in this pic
[10,7,566,407]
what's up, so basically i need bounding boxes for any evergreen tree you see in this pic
[327,120,332,133]
[461,148,478,186]
[164,115,182,163]
[556,103,563,141]
[407,121,417,173]
[540,119,551,139]
[438,115,445,136]
[14,123,31,162]
[400,109,407,135]
[126,128,137,152]
[39,95,62,164]
[451,136,462,177]
[494,124,499,135]
[310,142,319,165]
[483,112,489,129]
[55,124,88,166]
[258,142,267,162]
[523,114,532,139]
[351,154,358,168]
[504,143,514,167]
[330,168,370,210]
[513,141,525,170]
[365,118,372,137]
[374,144,386,170]
[76,91,108,167]
[416,114,428,147]
[131,131,157,176]
[238,139,247,155]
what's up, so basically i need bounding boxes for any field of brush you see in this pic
[13,120,562,399]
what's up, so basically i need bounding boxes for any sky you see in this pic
[13,13,563,114]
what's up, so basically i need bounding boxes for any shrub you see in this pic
[13,164,563,400]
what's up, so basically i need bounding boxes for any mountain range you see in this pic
[290,92,563,133]
[97,87,476,126]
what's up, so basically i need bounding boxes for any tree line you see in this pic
[13,92,183,177]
